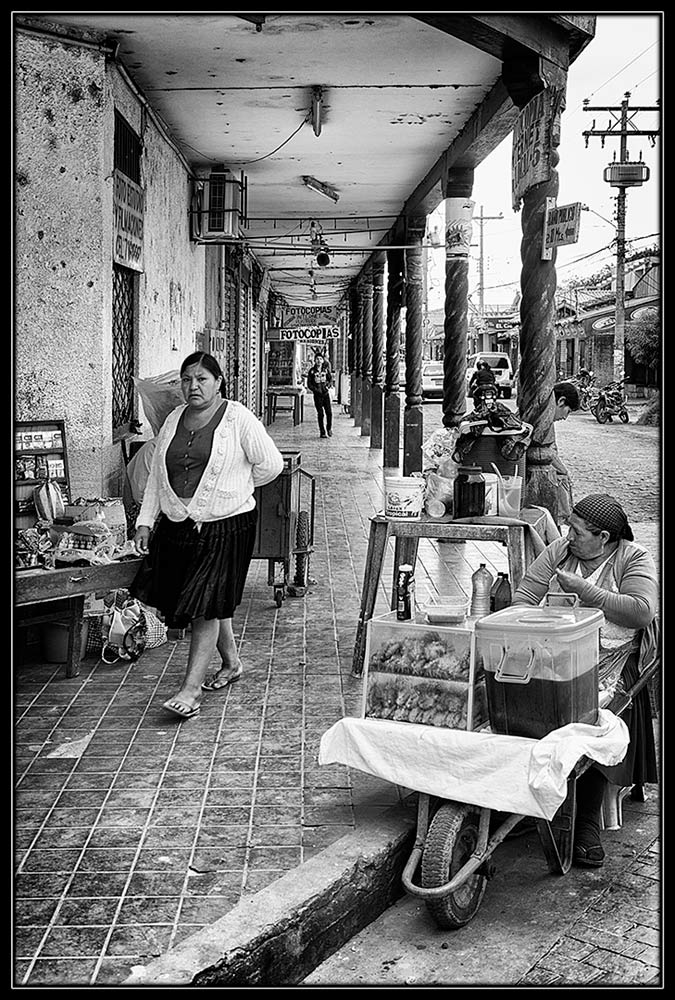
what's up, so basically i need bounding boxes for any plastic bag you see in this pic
[424,471,455,505]
[101,598,167,664]
[133,371,184,435]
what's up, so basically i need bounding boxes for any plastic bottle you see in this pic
[453,465,486,520]
[470,563,494,619]
[396,563,415,621]
[490,572,512,613]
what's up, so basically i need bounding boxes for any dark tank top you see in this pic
[165,401,227,500]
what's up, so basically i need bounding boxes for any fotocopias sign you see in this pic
[269,304,340,342]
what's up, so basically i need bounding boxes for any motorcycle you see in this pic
[575,370,596,411]
[593,378,629,424]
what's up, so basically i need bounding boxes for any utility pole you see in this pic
[475,205,503,348]
[583,92,659,381]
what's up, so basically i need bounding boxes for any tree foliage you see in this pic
[625,310,661,370]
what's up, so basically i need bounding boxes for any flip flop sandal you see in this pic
[201,663,243,691]
[163,700,200,719]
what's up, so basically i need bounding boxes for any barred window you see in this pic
[114,111,141,183]
[112,263,135,433]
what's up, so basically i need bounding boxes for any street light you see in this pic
[581,204,617,229]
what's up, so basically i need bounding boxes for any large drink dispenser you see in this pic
[475,597,604,739]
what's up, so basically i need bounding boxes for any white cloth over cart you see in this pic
[318,709,629,821]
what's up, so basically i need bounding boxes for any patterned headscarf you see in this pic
[571,494,634,541]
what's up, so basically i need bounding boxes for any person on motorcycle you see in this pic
[468,361,497,401]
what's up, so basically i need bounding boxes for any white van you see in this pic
[466,352,514,399]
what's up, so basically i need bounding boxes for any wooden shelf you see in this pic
[15,448,65,457]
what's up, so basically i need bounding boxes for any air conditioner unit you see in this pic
[190,168,248,242]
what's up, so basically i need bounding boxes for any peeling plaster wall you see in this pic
[15,31,205,499]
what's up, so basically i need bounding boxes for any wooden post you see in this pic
[370,253,385,449]
[360,268,373,436]
[442,170,475,428]
[348,287,357,417]
[518,147,560,518]
[383,247,404,470]
[352,283,363,428]
[403,220,425,476]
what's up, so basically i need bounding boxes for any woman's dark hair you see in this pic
[180,352,227,397]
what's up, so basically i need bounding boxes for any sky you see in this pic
[426,13,662,311]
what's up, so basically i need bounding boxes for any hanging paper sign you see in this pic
[445,198,474,258]
[511,89,562,212]
[541,199,582,259]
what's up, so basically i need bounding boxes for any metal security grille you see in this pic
[240,281,252,408]
[112,264,135,429]
[114,111,141,183]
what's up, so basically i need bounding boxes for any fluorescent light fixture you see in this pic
[303,175,339,203]
[311,87,323,137]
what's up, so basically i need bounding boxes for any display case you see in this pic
[267,340,301,387]
[15,420,71,530]
[362,611,487,731]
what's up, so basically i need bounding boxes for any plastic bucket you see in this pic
[384,476,425,520]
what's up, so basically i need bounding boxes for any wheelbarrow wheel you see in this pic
[421,802,487,929]
[294,509,311,588]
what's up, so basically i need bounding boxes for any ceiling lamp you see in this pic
[311,87,323,137]
[303,175,339,203]
[316,244,331,267]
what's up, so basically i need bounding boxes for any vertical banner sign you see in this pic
[113,168,145,272]
[445,198,475,258]
[511,89,560,212]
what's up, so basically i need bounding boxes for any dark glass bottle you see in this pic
[453,465,486,520]
[490,572,512,612]
[396,563,415,621]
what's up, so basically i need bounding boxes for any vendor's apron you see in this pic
[544,551,636,650]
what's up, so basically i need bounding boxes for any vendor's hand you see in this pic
[554,568,585,596]
[133,526,151,556]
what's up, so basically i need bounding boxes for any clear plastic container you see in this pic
[475,604,604,739]
[363,611,486,731]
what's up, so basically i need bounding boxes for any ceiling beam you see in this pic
[413,14,594,69]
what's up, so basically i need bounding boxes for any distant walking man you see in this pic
[306,350,334,438]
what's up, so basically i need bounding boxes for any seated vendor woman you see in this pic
[511,493,659,869]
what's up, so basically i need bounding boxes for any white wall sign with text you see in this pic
[112,169,144,272]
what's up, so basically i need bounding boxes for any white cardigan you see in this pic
[136,401,284,529]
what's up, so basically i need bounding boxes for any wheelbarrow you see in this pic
[399,656,659,929]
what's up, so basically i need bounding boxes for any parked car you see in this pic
[466,352,514,398]
[422,360,444,400]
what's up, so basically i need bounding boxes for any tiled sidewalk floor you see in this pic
[14,407,516,986]
[13,403,660,986]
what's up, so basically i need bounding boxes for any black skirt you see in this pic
[129,508,258,629]
[594,646,659,788]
